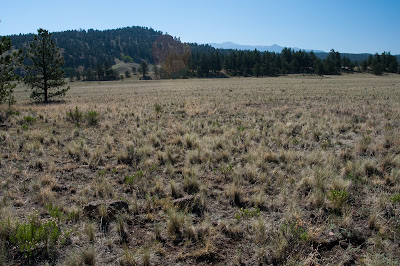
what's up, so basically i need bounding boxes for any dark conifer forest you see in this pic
[8,26,399,80]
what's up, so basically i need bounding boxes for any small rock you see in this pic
[172,195,194,209]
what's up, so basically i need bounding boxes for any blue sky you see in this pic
[1,0,399,54]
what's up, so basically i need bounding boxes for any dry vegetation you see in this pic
[1,73,400,265]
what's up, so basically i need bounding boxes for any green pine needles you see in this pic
[0,36,22,109]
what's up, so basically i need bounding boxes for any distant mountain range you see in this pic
[209,41,325,53]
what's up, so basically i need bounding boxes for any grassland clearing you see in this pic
[1,73,400,264]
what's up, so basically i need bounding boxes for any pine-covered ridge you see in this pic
[6,26,400,79]
[9,26,164,69]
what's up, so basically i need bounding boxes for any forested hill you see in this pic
[9,26,165,69]
[6,26,399,79]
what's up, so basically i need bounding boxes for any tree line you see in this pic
[66,47,400,81]
[7,26,398,81]
[183,48,399,78]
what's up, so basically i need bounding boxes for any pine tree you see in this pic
[138,61,149,79]
[75,70,81,81]
[0,37,22,109]
[152,65,160,79]
[372,53,384,75]
[24,29,69,103]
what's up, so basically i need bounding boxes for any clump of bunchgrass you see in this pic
[183,175,200,195]
[166,209,185,239]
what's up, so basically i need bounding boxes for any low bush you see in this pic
[66,106,83,126]
[85,110,99,126]
[9,213,66,256]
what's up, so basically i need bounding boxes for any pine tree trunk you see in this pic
[44,86,48,102]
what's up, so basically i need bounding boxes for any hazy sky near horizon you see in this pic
[1,0,399,54]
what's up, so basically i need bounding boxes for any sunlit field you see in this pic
[1,73,400,265]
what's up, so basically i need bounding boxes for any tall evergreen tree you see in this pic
[24,29,69,103]
[324,49,341,75]
[152,65,160,79]
[96,63,104,80]
[138,61,149,79]
[0,37,22,109]
[372,53,384,75]
[361,60,368,72]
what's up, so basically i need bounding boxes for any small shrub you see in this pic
[66,106,83,126]
[23,115,36,124]
[327,189,348,211]
[345,173,362,184]
[321,138,331,150]
[85,110,99,126]
[45,203,64,221]
[10,213,64,256]
[21,124,28,131]
[220,163,233,174]
[97,169,106,176]
[154,103,162,114]
[391,193,400,204]
[235,207,260,221]
[237,125,246,131]
[280,219,309,243]
[270,214,310,263]
[125,170,144,186]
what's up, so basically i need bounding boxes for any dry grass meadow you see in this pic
[1,73,400,265]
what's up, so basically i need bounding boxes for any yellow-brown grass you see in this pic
[1,73,400,264]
